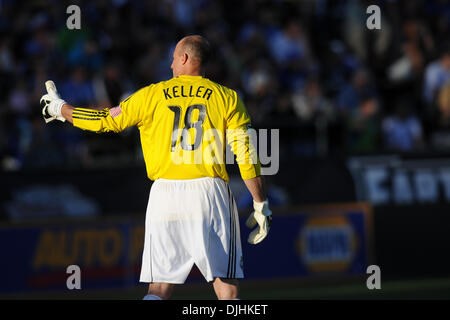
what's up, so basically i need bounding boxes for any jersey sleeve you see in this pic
[226,91,261,180]
[72,86,151,133]
[226,91,251,130]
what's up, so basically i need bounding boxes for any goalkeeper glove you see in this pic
[245,199,272,244]
[40,80,66,123]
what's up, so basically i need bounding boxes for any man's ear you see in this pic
[181,53,188,65]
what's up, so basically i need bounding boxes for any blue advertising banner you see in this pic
[0,218,145,293]
[0,203,373,294]
[241,203,374,279]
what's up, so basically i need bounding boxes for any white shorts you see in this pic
[139,176,243,284]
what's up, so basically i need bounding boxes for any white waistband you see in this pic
[155,176,225,183]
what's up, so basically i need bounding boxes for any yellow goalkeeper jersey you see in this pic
[72,75,261,182]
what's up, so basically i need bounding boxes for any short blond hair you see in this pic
[179,35,211,66]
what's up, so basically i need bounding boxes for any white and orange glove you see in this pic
[245,199,272,244]
[40,80,66,123]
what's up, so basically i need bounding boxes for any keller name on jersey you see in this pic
[163,85,213,101]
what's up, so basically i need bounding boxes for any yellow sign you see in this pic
[33,226,144,269]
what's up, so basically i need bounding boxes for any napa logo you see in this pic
[297,216,358,273]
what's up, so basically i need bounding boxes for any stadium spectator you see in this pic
[93,63,126,107]
[423,43,450,104]
[292,76,334,123]
[346,95,381,153]
[382,99,425,152]
[429,84,450,150]
[336,68,376,115]
[436,83,450,128]
[59,67,95,107]
[387,17,434,85]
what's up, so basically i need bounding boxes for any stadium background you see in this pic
[1,0,450,299]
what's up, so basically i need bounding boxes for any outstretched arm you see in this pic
[61,104,75,123]
[40,80,148,133]
[61,103,109,126]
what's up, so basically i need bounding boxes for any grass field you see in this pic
[173,277,450,300]
[2,276,450,300]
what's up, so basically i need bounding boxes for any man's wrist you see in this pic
[253,199,269,214]
[50,99,66,117]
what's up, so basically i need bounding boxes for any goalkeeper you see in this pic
[40,35,272,300]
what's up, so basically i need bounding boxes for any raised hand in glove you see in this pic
[40,80,66,123]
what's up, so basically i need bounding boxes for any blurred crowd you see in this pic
[1,0,450,171]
